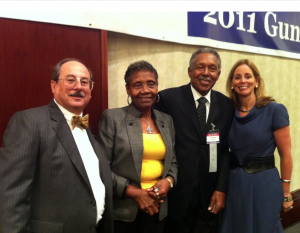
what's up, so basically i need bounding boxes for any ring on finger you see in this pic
[154,187,160,193]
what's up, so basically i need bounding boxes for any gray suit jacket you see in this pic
[97,104,178,222]
[0,100,113,233]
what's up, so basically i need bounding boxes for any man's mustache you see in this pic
[197,76,212,82]
[69,91,85,97]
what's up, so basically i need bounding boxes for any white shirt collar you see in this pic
[190,84,211,104]
[53,99,83,129]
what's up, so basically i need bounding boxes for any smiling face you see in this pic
[126,70,158,112]
[51,61,92,115]
[232,64,258,98]
[188,53,220,96]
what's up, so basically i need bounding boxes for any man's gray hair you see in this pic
[189,47,221,71]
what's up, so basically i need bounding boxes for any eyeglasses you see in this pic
[59,77,95,90]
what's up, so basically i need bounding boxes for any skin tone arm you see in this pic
[274,125,293,212]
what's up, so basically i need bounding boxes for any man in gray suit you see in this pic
[0,59,113,233]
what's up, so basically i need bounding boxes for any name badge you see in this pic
[207,124,219,172]
[207,129,220,144]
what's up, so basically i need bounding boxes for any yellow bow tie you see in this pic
[71,114,89,130]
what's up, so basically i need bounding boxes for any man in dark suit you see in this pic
[0,59,113,233]
[155,48,233,233]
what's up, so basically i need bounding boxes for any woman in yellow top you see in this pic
[97,61,178,233]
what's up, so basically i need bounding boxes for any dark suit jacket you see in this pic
[155,84,233,220]
[0,100,113,233]
[97,104,178,222]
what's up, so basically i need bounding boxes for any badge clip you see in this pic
[211,123,215,130]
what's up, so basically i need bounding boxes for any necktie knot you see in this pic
[198,97,207,105]
[71,114,89,130]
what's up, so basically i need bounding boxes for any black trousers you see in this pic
[164,185,219,233]
[114,209,165,233]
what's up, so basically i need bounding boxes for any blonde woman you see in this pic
[221,59,293,233]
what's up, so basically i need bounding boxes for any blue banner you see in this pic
[188,12,300,54]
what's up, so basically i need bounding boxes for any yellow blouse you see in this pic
[140,133,166,190]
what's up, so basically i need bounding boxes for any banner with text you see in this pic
[188,12,300,55]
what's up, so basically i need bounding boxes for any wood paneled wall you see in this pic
[0,18,108,146]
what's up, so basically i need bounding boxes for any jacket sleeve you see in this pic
[165,115,178,186]
[0,111,40,233]
[215,104,233,193]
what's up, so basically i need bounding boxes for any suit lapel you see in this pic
[154,111,172,178]
[126,105,144,180]
[181,84,204,139]
[181,85,220,141]
[87,129,98,158]
[203,90,220,142]
[48,101,93,194]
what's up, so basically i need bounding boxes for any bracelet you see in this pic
[166,177,173,188]
[284,195,293,202]
[280,178,292,183]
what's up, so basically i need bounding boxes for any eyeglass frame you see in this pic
[58,76,95,90]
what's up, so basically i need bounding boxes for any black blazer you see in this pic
[0,100,113,233]
[155,84,233,219]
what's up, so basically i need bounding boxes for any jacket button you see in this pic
[129,122,133,126]
[90,224,98,231]
[91,200,96,206]
[162,124,164,128]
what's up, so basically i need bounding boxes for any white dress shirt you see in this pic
[54,99,105,223]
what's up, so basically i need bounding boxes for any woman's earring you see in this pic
[231,87,233,90]
[156,94,160,103]
[127,95,132,105]
[255,85,258,88]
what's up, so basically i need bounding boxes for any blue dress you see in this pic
[221,102,289,233]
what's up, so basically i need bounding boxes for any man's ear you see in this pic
[216,70,221,81]
[188,67,192,79]
[51,80,57,93]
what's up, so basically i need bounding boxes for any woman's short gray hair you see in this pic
[124,60,158,86]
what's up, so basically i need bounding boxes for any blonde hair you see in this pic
[226,59,275,108]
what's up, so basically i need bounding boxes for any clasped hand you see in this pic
[147,178,171,202]
[130,179,172,215]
